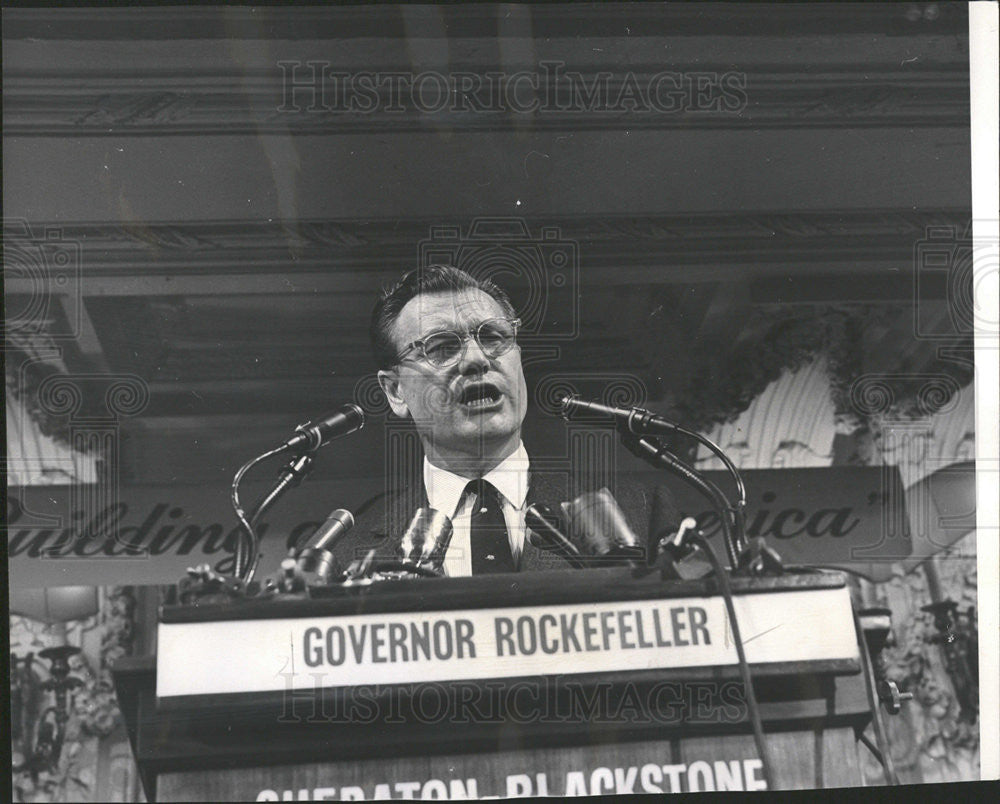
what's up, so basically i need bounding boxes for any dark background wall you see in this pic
[4,2,972,489]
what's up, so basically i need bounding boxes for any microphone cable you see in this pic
[851,606,901,785]
[686,530,776,791]
[622,433,741,568]
[230,445,286,583]
[668,423,748,555]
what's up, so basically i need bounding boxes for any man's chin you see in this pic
[453,414,517,443]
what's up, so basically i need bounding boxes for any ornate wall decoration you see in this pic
[3,211,972,278]
[855,382,978,783]
[5,338,149,467]
[858,380,976,489]
[695,356,838,470]
[688,345,978,785]
[10,587,138,803]
[658,304,972,436]
[863,534,979,785]
[6,347,76,448]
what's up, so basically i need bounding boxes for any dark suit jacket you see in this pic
[331,466,679,573]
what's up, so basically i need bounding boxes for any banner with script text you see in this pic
[7,466,910,589]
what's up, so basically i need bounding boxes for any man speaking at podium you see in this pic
[334,265,673,576]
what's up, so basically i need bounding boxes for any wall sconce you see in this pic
[920,598,978,722]
[10,586,99,776]
[903,460,978,722]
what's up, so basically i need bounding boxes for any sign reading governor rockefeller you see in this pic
[156,587,858,697]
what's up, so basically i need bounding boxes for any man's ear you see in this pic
[377,369,410,419]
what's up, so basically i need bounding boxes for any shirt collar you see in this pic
[424,442,530,517]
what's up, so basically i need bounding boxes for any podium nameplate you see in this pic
[157,584,858,699]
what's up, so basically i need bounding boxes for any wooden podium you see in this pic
[114,567,877,800]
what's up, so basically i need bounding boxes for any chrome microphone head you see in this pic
[558,395,615,424]
[562,488,640,557]
[297,508,354,581]
[286,404,366,452]
[398,508,454,569]
[526,503,586,568]
[558,394,580,419]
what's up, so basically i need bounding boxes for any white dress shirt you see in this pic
[423,442,530,578]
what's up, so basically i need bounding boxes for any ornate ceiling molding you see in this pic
[1,4,969,41]
[2,210,971,287]
[2,68,969,135]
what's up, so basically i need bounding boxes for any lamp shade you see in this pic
[9,586,100,624]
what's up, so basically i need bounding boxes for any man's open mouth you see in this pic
[459,382,503,409]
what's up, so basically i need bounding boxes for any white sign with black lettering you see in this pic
[157,587,858,697]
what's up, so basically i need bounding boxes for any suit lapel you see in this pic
[520,470,575,571]
[369,482,428,541]
[524,470,569,512]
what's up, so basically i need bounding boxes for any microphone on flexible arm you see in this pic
[558,396,679,436]
[557,394,748,564]
[283,404,365,452]
[620,431,741,570]
[525,504,587,569]
[232,403,366,584]
[267,405,366,500]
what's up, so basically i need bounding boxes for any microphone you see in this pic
[558,396,678,436]
[562,488,645,564]
[525,504,586,569]
[284,404,365,452]
[296,508,354,581]
[398,508,454,571]
[560,395,747,568]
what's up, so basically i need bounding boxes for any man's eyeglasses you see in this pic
[394,317,521,368]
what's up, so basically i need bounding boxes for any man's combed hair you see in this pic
[370,265,517,369]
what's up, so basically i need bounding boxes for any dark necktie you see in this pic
[467,479,516,574]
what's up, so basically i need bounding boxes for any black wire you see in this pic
[670,422,748,512]
[852,606,900,786]
[857,730,886,768]
[631,413,748,551]
[249,483,286,527]
[688,532,776,791]
[628,434,740,568]
[664,451,738,568]
[671,424,748,556]
[231,445,286,582]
